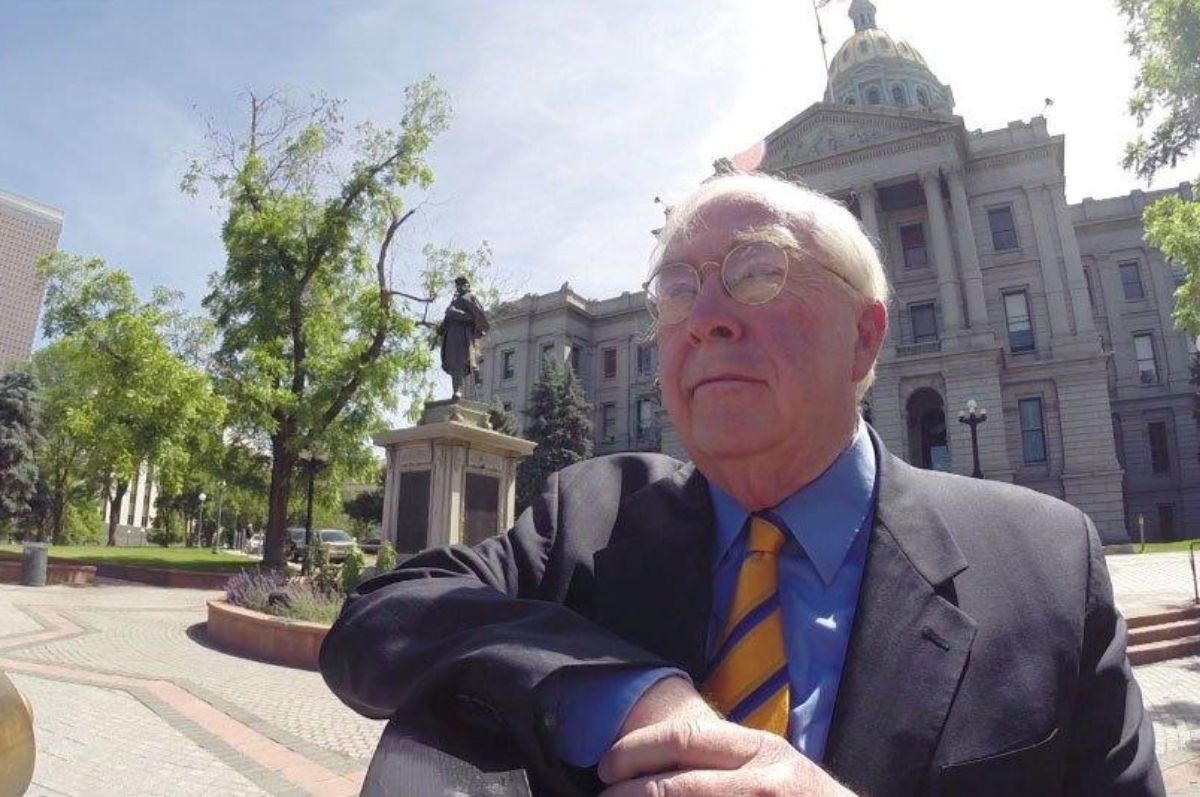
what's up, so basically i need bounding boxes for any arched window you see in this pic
[892,85,908,106]
[916,87,929,107]
[866,87,882,105]
[844,95,858,105]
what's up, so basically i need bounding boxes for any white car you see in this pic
[318,529,358,563]
[244,533,263,556]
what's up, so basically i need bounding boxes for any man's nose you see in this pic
[686,264,742,343]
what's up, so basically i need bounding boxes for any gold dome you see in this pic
[829,28,929,80]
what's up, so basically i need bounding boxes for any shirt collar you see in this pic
[707,421,877,587]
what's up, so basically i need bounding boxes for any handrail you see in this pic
[1190,541,1199,605]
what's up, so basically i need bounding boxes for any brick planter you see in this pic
[206,599,330,670]
[94,563,232,590]
[0,559,95,586]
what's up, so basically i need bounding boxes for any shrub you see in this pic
[223,568,343,624]
[225,569,290,612]
[309,542,341,596]
[376,540,397,572]
[340,547,366,592]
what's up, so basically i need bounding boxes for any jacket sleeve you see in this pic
[318,464,673,777]
[1065,514,1165,796]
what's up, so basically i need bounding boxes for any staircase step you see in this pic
[1127,606,1200,630]
[1130,634,1200,666]
[1129,619,1200,645]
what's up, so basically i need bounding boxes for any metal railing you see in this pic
[1190,541,1199,605]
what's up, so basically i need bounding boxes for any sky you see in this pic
[2,0,1197,321]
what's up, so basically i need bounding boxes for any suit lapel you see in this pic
[824,434,977,796]
[593,463,715,682]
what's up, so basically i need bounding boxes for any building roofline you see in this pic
[0,188,65,224]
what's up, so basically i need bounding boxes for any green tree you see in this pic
[0,370,41,534]
[487,397,520,436]
[1118,0,1200,181]
[39,253,226,546]
[185,81,491,571]
[515,359,593,513]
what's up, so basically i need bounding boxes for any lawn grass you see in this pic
[0,544,259,574]
[1136,540,1200,554]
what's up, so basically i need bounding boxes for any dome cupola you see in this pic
[826,0,955,114]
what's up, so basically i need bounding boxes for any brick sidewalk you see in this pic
[1,582,377,796]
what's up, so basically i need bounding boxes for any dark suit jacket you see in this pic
[320,430,1164,796]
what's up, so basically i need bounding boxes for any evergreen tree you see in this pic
[516,359,593,513]
[486,397,520,437]
[0,370,42,533]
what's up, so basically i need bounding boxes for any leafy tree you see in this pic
[184,81,492,571]
[1118,0,1200,181]
[343,489,383,537]
[39,253,226,546]
[515,359,593,513]
[0,370,41,533]
[487,397,520,436]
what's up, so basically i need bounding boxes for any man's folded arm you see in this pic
[318,464,676,768]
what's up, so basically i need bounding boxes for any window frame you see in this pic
[1147,421,1171,474]
[1133,332,1158,384]
[1119,261,1145,301]
[1003,290,1035,353]
[900,222,929,269]
[501,349,515,380]
[602,347,618,380]
[909,301,938,343]
[1017,397,1047,464]
[600,402,617,441]
[987,206,1019,251]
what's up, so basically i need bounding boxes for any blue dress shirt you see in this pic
[549,423,877,768]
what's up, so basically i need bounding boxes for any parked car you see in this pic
[284,527,309,563]
[243,533,263,556]
[318,529,358,563]
[361,536,383,555]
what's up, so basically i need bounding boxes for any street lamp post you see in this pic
[197,492,207,548]
[212,481,225,554]
[298,451,327,577]
[957,399,988,479]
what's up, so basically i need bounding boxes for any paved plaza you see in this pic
[0,551,1196,796]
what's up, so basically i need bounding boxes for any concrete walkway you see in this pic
[1,552,1197,796]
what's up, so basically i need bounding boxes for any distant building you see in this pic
[100,462,160,545]
[0,188,63,372]
[480,0,1199,545]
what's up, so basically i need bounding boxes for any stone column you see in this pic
[1048,185,1096,335]
[855,184,881,251]
[1024,184,1071,339]
[381,448,399,546]
[920,170,963,337]
[945,167,989,330]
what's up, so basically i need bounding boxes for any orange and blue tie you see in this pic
[702,515,791,736]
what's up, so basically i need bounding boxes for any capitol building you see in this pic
[480,0,1198,545]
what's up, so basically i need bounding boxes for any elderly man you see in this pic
[321,174,1163,796]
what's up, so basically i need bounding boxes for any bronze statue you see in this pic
[436,277,489,399]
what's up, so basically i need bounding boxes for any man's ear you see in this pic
[851,300,888,382]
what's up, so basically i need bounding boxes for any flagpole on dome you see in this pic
[811,0,832,75]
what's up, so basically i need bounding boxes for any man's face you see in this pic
[656,197,880,470]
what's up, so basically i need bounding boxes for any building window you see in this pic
[987,206,1018,251]
[602,347,617,380]
[502,401,512,412]
[1119,261,1145,300]
[866,86,882,105]
[891,84,908,106]
[1157,504,1176,540]
[566,344,580,375]
[910,302,938,343]
[540,342,555,374]
[600,403,617,441]
[844,95,857,105]
[636,344,655,376]
[1018,397,1047,463]
[916,87,929,106]
[900,223,928,268]
[1148,421,1170,474]
[1083,266,1096,307]
[1003,291,1035,352]
[637,398,655,433]
[1133,333,1158,384]
[501,350,515,380]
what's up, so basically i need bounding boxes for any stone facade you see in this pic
[479,0,1199,545]
[0,188,63,372]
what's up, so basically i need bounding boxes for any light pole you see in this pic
[298,450,327,577]
[957,399,988,479]
[197,492,207,548]
[212,481,225,554]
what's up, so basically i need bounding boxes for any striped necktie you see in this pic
[702,514,790,736]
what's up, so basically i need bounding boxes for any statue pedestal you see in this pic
[374,400,536,553]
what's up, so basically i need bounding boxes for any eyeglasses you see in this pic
[643,241,798,326]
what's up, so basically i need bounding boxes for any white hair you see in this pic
[649,172,891,397]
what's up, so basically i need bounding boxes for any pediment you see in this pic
[761,104,960,170]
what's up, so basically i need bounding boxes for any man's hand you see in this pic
[599,678,853,796]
